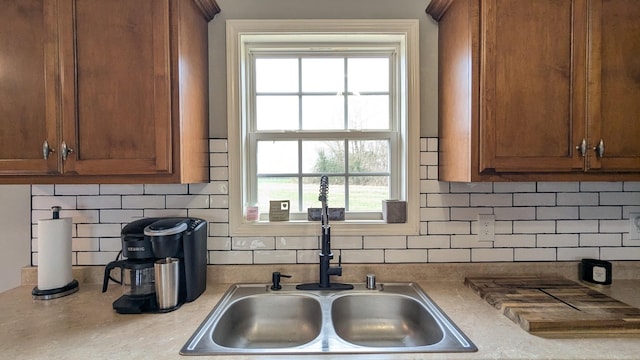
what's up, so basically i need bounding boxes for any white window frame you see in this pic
[227,19,420,237]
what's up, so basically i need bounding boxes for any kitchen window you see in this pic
[227,20,420,236]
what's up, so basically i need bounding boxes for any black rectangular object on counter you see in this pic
[579,258,612,285]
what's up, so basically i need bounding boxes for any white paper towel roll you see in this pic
[37,218,73,290]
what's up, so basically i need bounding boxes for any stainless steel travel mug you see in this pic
[154,257,179,310]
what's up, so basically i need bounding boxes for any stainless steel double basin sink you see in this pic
[180,282,477,355]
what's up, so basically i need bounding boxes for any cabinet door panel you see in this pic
[59,0,171,175]
[0,0,59,174]
[588,0,640,171]
[480,0,587,173]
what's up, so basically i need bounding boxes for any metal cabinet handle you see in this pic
[593,139,605,158]
[575,139,587,157]
[42,140,55,160]
[61,141,73,161]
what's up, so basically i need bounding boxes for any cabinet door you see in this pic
[587,0,640,172]
[479,0,588,173]
[58,0,172,175]
[0,0,59,175]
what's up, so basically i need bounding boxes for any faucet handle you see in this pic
[270,272,292,291]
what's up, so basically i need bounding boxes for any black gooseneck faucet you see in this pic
[297,175,353,291]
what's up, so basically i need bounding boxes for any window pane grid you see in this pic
[249,51,396,216]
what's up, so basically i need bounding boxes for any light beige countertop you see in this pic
[3,263,640,360]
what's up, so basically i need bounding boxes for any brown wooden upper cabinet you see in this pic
[0,0,220,184]
[427,0,640,181]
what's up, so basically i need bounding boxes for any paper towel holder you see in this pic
[32,206,79,300]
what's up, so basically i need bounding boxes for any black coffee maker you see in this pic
[102,217,207,314]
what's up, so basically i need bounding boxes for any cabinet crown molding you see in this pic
[426,0,454,21]
[192,0,221,22]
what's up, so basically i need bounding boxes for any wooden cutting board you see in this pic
[465,276,640,337]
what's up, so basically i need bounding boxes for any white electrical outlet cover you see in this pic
[630,213,640,240]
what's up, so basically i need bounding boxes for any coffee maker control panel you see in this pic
[188,218,205,231]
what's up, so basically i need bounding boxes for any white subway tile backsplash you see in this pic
[427,193,469,207]
[557,247,599,261]
[297,250,320,264]
[493,182,536,193]
[428,221,471,235]
[624,182,640,191]
[143,209,188,218]
[77,195,121,209]
[427,138,438,152]
[208,223,229,237]
[210,167,229,181]
[450,207,491,221]
[385,249,428,263]
[536,234,579,248]
[342,249,384,263]
[450,235,492,248]
[513,193,555,206]
[32,196,76,210]
[122,195,165,209]
[99,237,122,252]
[420,138,428,152]
[76,223,122,238]
[493,234,536,248]
[55,184,99,195]
[166,195,210,209]
[450,182,493,193]
[210,250,252,265]
[232,237,275,250]
[471,248,514,262]
[207,181,229,195]
[99,209,143,223]
[100,184,144,195]
[276,236,318,250]
[332,236,363,249]
[420,165,428,180]
[579,233,622,247]
[557,192,598,206]
[428,249,470,263]
[556,220,599,234]
[427,166,438,180]
[254,250,296,264]
[144,184,188,195]
[364,235,406,249]
[601,247,640,261]
[209,139,228,152]
[420,151,438,166]
[27,138,640,266]
[513,221,556,234]
[601,192,640,206]
[494,207,535,221]
[537,182,579,192]
[580,182,623,192]
[31,185,54,196]
[514,248,556,261]
[72,238,99,252]
[536,207,579,220]
[407,235,450,249]
[210,153,228,167]
[207,237,231,251]
[421,207,450,221]
[421,180,449,194]
[77,251,120,266]
[599,219,628,233]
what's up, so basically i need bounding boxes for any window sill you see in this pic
[229,217,419,237]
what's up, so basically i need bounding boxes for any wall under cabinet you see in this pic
[0,186,31,292]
